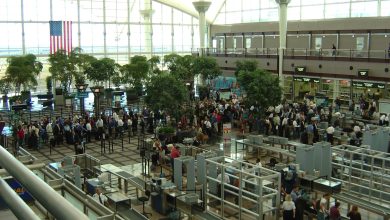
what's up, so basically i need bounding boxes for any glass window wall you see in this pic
[214,0,385,25]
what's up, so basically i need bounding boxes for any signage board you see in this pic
[352,81,385,89]
[358,69,369,78]
[293,77,320,83]
[295,66,306,74]
[76,92,89,98]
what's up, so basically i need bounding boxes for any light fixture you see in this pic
[352,34,355,38]
[385,34,388,38]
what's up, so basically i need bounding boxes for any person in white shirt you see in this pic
[256,158,262,168]
[217,172,230,184]
[85,120,92,143]
[127,118,133,136]
[282,194,296,220]
[326,125,335,145]
[117,118,124,136]
[93,188,108,206]
[96,117,104,139]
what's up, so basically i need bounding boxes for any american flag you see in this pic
[50,21,73,54]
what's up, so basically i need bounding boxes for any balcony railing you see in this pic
[192,48,390,60]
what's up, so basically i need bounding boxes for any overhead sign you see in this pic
[352,81,385,89]
[358,69,369,78]
[76,91,89,98]
[295,66,306,74]
[294,77,320,83]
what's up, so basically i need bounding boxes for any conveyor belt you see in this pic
[116,205,148,220]
[193,211,222,220]
[333,192,390,218]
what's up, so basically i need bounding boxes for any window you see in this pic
[24,0,50,21]
[246,38,252,48]
[381,1,390,16]
[226,0,241,12]
[52,0,78,21]
[301,5,324,20]
[260,9,278,21]
[351,1,378,17]
[226,12,242,24]
[106,24,128,53]
[0,0,21,21]
[325,3,350,19]
[260,0,277,9]
[243,0,260,10]
[288,7,301,20]
[242,10,260,23]
[0,23,23,56]
[302,0,324,6]
[25,23,50,55]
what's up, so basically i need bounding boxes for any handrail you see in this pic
[0,179,40,220]
[193,47,390,60]
[0,146,89,220]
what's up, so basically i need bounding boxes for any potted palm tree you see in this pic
[0,78,12,103]
[5,54,42,105]
[46,76,53,95]
[121,56,149,102]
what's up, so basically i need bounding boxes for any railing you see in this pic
[0,146,89,220]
[193,48,390,60]
[331,144,390,218]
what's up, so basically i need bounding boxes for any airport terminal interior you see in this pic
[0,0,390,219]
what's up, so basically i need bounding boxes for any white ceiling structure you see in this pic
[154,0,226,23]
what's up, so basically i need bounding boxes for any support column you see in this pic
[21,0,25,55]
[191,17,195,51]
[103,0,107,57]
[140,0,153,58]
[127,0,131,59]
[333,80,339,101]
[77,0,81,48]
[276,0,291,93]
[193,1,211,56]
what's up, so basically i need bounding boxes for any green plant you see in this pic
[71,48,95,86]
[164,53,195,81]
[48,50,75,93]
[121,55,149,91]
[148,56,161,76]
[5,54,43,94]
[197,85,209,100]
[46,76,53,93]
[0,78,12,96]
[145,72,188,118]
[192,57,221,81]
[237,69,282,116]
[235,60,258,76]
[85,58,120,88]
[158,126,175,134]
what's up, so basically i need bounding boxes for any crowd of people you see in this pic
[13,108,170,154]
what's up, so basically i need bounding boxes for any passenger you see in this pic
[282,194,296,220]
[347,205,361,220]
[329,201,341,220]
[290,185,301,203]
[170,145,180,183]
[326,125,335,145]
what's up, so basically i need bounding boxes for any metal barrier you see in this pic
[0,179,40,220]
[202,156,281,220]
[193,48,390,60]
[332,144,390,203]
[0,146,89,220]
